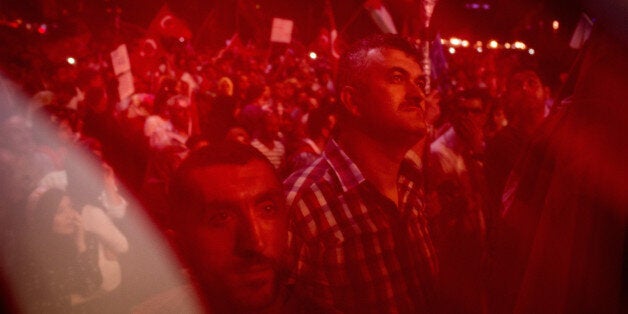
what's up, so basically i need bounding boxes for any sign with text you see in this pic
[270,18,293,43]
[117,71,135,100]
[110,44,131,75]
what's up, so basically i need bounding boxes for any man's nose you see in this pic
[235,217,265,257]
[408,79,426,96]
[407,80,426,107]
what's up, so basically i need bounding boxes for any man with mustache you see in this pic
[166,141,315,313]
[284,34,438,312]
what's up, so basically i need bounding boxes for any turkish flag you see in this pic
[147,4,192,39]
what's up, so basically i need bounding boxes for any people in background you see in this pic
[18,188,102,313]
[428,88,491,313]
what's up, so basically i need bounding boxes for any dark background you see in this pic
[1,0,583,45]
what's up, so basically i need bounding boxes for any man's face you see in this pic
[351,48,427,141]
[508,72,544,100]
[454,98,487,130]
[507,71,545,115]
[180,160,287,311]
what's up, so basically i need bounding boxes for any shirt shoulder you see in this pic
[284,157,335,208]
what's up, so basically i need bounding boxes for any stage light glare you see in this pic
[514,41,526,49]
[489,40,498,48]
[552,20,559,30]
[309,52,317,60]
[67,57,76,65]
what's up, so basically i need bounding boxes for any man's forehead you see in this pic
[365,47,421,72]
[186,161,281,199]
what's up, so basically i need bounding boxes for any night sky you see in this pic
[2,0,584,44]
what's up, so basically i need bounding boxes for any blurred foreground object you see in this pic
[488,9,628,313]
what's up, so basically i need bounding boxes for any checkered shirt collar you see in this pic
[322,139,366,193]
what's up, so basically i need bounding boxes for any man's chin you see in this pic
[230,276,278,310]
[222,268,279,308]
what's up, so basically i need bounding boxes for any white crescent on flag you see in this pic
[140,38,158,57]
[160,15,174,30]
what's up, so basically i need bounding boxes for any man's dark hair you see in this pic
[336,33,420,94]
[168,141,275,225]
[455,88,490,111]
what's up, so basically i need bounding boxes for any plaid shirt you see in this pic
[284,140,438,313]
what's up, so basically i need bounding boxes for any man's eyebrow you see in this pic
[254,189,284,204]
[389,66,410,76]
[198,189,283,209]
[202,200,237,210]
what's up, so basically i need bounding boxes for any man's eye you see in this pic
[416,77,427,89]
[258,202,279,218]
[391,74,404,84]
[207,211,232,226]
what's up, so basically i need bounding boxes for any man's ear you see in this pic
[340,86,360,117]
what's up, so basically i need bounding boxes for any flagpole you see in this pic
[418,0,438,95]
[338,4,363,39]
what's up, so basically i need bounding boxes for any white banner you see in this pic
[117,71,135,101]
[270,18,294,43]
[569,13,593,49]
[110,44,131,76]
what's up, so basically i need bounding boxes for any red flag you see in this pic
[364,0,398,34]
[147,4,192,39]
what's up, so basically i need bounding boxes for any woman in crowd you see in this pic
[19,188,102,313]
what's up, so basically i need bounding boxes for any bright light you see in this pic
[179,37,185,43]
[37,24,47,34]
[448,47,456,54]
[528,48,535,55]
[440,38,445,44]
[450,37,461,46]
[67,57,76,65]
[488,40,498,49]
[552,20,559,30]
[475,41,483,47]
[476,47,483,53]
[513,41,526,49]
[309,51,318,60]
[461,40,469,47]
[504,43,511,49]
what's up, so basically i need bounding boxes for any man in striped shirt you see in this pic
[284,34,438,313]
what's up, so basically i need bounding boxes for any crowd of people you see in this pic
[0,8,625,313]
